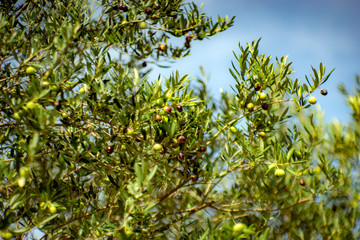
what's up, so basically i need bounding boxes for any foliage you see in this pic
[0,0,359,239]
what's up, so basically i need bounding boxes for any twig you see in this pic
[211,197,314,213]
[157,175,193,203]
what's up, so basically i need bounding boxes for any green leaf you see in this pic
[147,165,158,182]
[134,67,140,87]
[258,227,270,240]
[286,168,299,176]
[144,201,158,213]
[38,214,59,228]
[286,148,295,161]
[199,229,209,240]
[12,227,31,234]
[9,193,22,208]
[243,228,256,234]
[135,162,143,187]
[279,107,289,121]
[170,120,178,136]
[28,132,39,158]
[322,68,335,84]
[297,85,303,98]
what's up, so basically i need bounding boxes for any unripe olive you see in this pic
[247,102,254,110]
[48,204,57,214]
[156,98,164,105]
[14,112,21,120]
[159,44,166,51]
[79,87,86,94]
[233,223,246,232]
[308,96,317,104]
[26,66,36,74]
[230,126,237,133]
[125,229,133,237]
[126,128,135,135]
[17,176,26,188]
[41,81,50,88]
[274,169,285,176]
[139,22,147,29]
[259,92,267,100]
[26,101,36,110]
[0,231,13,240]
[153,143,163,151]
[40,202,46,209]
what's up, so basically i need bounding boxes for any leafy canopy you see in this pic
[0,0,359,239]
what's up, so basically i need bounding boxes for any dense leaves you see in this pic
[0,0,359,239]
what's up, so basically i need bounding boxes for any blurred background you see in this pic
[149,0,360,123]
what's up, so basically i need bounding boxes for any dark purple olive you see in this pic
[254,84,261,91]
[178,152,185,160]
[177,135,186,143]
[106,146,114,154]
[320,89,328,96]
[176,105,183,112]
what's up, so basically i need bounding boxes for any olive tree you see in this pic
[0,0,359,239]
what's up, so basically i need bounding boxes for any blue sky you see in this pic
[150,0,360,123]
